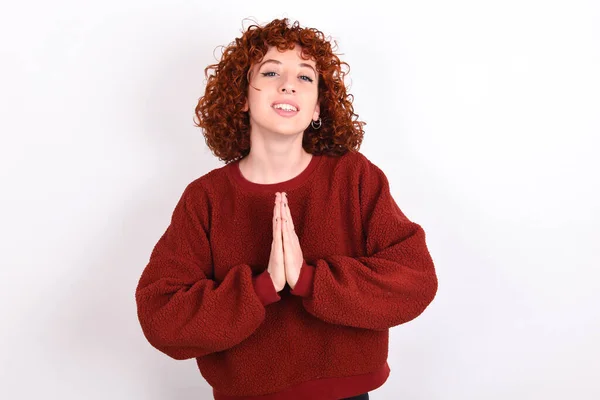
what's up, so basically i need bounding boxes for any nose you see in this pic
[279,74,296,94]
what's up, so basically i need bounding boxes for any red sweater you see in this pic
[135,150,438,399]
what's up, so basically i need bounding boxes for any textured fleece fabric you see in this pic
[135,150,438,400]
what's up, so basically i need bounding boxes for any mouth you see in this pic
[271,102,299,112]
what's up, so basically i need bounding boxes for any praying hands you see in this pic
[266,192,304,291]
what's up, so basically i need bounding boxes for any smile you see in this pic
[272,103,298,112]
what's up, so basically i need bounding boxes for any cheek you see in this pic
[307,86,319,101]
[246,90,264,112]
[302,92,319,112]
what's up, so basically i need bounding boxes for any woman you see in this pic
[135,18,438,400]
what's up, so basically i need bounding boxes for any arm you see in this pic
[135,184,280,360]
[290,161,438,331]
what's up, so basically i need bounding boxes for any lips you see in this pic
[271,100,300,111]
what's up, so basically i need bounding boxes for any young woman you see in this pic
[135,18,438,400]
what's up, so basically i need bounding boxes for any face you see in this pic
[243,45,320,137]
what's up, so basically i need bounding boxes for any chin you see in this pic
[270,124,307,136]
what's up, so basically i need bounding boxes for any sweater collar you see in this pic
[228,154,322,193]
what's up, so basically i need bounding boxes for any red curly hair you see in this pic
[194,18,366,163]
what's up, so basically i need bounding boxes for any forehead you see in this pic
[257,46,316,67]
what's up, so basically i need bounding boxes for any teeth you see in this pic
[273,103,297,111]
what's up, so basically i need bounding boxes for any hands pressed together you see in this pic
[267,192,304,292]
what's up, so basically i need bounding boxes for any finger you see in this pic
[282,219,295,253]
[283,193,295,232]
[281,196,292,247]
[273,193,283,244]
[273,192,278,231]
[281,193,290,237]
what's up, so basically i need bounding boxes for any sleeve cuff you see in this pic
[290,260,315,297]
[253,270,281,306]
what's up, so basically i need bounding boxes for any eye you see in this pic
[300,75,314,83]
[261,71,278,77]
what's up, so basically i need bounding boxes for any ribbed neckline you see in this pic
[227,154,322,193]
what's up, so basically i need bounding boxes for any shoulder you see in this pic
[328,149,388,183]
[175,163,231,211]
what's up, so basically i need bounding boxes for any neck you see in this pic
[239,130,312,184]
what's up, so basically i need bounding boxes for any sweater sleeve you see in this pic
[290,160,438,331]
[135,184,280,360]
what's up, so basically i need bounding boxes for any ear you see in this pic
[242,98,249,112]
[312,103,320,121]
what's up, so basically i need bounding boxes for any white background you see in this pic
[1,0,599,399]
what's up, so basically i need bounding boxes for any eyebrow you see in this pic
[258,59,317,75]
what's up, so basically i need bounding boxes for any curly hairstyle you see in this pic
[194,18,366,163]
